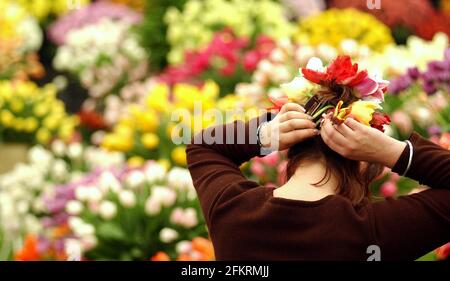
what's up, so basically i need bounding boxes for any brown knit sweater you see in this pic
[186,116,450,260]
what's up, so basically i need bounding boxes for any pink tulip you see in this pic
[243,51,260,72]
[380,181,398,198]
[250,162,266,177]
[261,152,280,167]
[355,76,389,102]
[392,111,413,135]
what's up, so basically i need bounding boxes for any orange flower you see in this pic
[150,251,171,261]
[52,224,70,239]
[192,237,215,260]
[14,235,41,261]
[176,237,215,261]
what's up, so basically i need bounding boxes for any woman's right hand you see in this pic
[320,113,407,168]
[259,103,319,151]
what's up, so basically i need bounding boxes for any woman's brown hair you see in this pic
[286,135,384,206]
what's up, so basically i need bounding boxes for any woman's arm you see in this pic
[186,115,269,227]
[186,103,316,227]
[391,132,450,189]
[370,188,450,260]
[321,115,450,189]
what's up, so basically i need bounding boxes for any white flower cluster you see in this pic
[53,18,148,103]
[360,33,449,77]
[61,162,201,256]
[16,14,43,53]
[54,18,145,72]
[0,143,125,239]
[4,2,43,54]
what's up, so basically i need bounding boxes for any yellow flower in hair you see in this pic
[350,101,381,125]
[333,100,381,125]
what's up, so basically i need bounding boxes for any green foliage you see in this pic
[135,0,188,71]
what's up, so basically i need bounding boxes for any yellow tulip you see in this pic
[115,124,134,137]
[36,128,51,144]
[102,134,133,152]
[333,100,381,126]
[0,110,14,127]
[24,117,38,132]
[33,103,49,117]
[138,112,159,132]
[141,133,159,150]
[13,118,25,131]
[157,158,171,170]
[43,115,60,130]
[146,84,170,112]
[171,146,187,166]
[9,98,24,113]
[127,156,145,168]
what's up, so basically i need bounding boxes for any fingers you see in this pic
[280,118,316,133]
[279,103,306,115]
[334,122,355,138]
[320,117,348,147]
[343,117,365,132]
[283,128,319,145]
[279,111,312,123]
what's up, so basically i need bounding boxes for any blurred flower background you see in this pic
[0,0,449,261]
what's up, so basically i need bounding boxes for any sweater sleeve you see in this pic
[392,132,450,189]
[186,114,272,227]
[370,189,450,260]
[372,133,450,260]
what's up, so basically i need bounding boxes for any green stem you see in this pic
[312,105,334,120]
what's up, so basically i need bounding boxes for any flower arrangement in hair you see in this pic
[269,55,391,131]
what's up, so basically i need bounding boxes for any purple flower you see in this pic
[423,80,437,95]
[407,67,420,80]
[48,1,142,45]
[46,199,68,214]
[428,125,442,136]
[388,75,412,94]
[37,236,51,254]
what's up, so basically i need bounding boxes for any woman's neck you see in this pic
[274,160,337,201]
